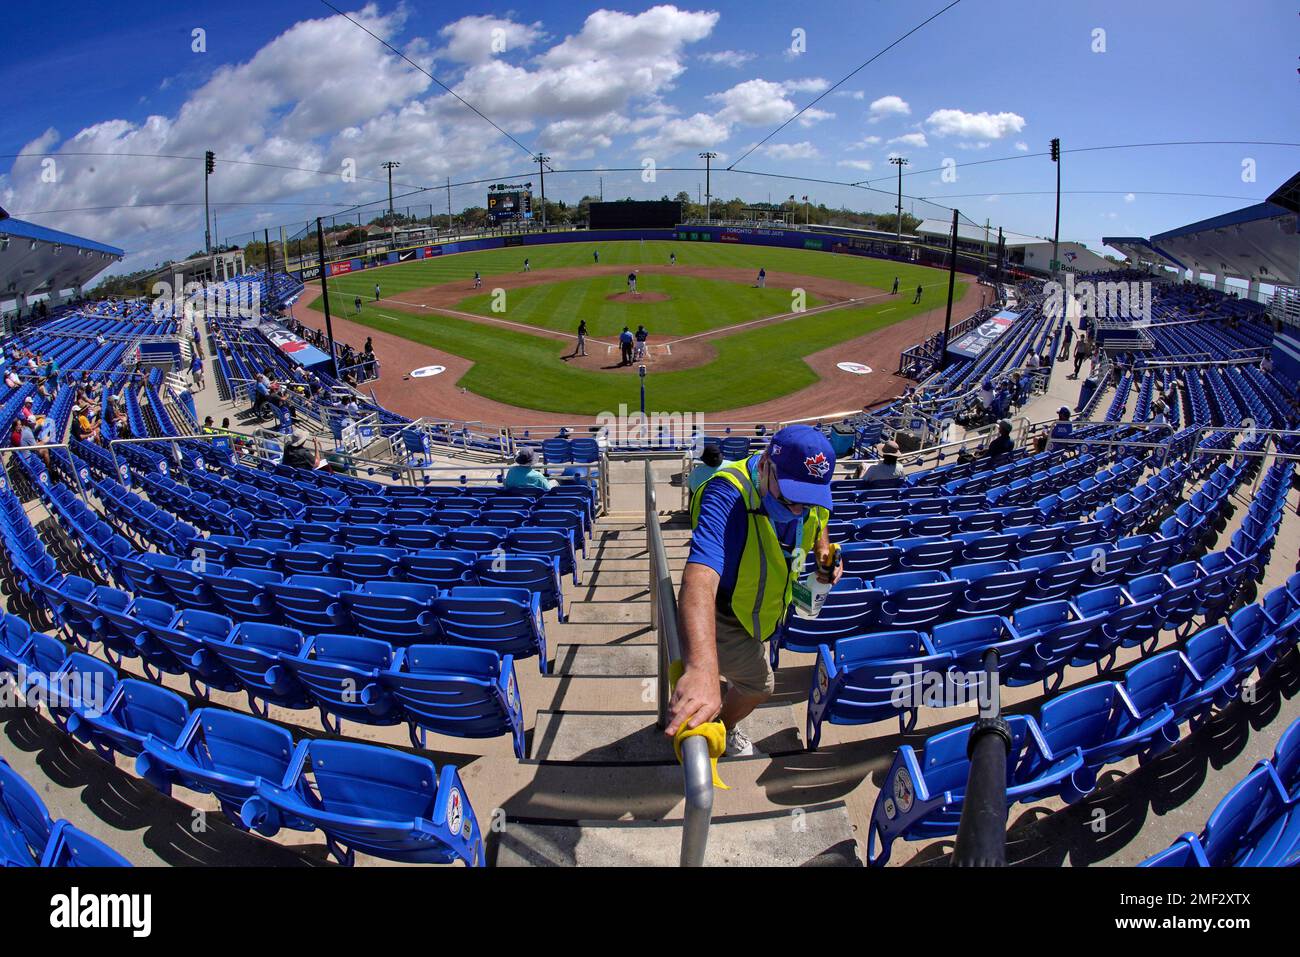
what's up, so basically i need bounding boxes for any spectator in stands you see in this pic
[362,346,376,380]
[667,425,840,757]
[190,352,205,391]
[250,373,271,419]
[282,431,319,470]
[1058,322,1075,361]
[4,368,22,389]
[1048,406,1073,451]
[1261,354,1273,375]
[687,445,724,494]
[1071,333,1093,379]
[504,447,555,491]
[984,419,1015,459]
[8,420,23,448]
[860,440,903,484]
[976,376,996,422]
[36,415,56,447]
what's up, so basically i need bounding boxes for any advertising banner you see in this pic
[947,310,1020,359]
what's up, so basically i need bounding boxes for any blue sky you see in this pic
[2,0,1296,275]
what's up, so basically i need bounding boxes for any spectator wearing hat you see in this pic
[985,419,1015,459]
[1048,406,1073,451]
[282,431,318,470]
[504,447,555,491]
[861,440,903,484]
[687,445,724,494]
[668,424,840,757]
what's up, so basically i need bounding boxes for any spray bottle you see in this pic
[792,541,842,618]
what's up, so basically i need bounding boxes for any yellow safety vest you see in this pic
[689,454,829,641]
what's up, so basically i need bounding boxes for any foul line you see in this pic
[664,291,893,346]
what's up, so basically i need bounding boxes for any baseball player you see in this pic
[670,251,676,266]
[473,271,482,289]
[523,258,531,272]
[756,268,766,288]
[627,271,638,294]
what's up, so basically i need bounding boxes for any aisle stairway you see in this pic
[493,478,862,866]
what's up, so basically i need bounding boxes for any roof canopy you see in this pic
[0,217,123,299]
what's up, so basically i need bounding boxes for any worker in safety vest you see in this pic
[666,425,839,756]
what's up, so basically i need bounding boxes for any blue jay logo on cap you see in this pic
[804,452,830,479]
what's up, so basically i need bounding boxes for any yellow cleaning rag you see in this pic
[668,659,729,789]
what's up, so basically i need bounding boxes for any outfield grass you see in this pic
[306,240,962,415]
[451,273,823,337]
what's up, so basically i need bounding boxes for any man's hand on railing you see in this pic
[665,667,722,738]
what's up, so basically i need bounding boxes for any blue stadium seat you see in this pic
[280,633,402,734]
[205,622,312,715]
[473,554,566,621]
[136,708,298,828]
[433,586,548,672]
[377,645,526,756]
[239,739,484,866]
[39,820,132,867]
[341,581,441,644]
[267,575,353,633]
[66,678,191,761]
[400,549,478,588]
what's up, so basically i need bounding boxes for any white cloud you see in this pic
[764,141,820,161]
[1124,192,1136,203]
[699,49,754,68]
[925,108,1026,139]
[848,135,881,149]
[797,107,835,127]
[867,95,910,122]
[888,132,928,148]
[837,159,874,172]
[437,15,545,64]
[1015,141,1029,151]
[635,112,729,154]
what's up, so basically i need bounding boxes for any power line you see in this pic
[728,0,964,169]
[318,0,536,159]
[916,190,1266,202]
[863,139,1300,186]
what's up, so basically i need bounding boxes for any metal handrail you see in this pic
[645,458,713,866]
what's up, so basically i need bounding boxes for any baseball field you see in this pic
[303,240,967,416]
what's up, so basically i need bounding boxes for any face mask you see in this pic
[762,490,798,527]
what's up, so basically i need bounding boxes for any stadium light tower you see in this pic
[534,154,551,231]
[1049,138,1061,274]
[699,152,717,224]
[889,156,908,249]
[382,161,401,248]
[803,195,810,227]
[204,150,215,282]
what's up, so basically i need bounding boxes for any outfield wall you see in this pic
[288,225,987,283]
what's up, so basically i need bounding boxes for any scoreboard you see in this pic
[488,190,532,223]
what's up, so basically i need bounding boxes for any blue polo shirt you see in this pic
[687,457,804,608]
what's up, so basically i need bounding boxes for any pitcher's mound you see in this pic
[605,291,670,303]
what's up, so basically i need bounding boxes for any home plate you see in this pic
[837,362,873,375]
[409,365,446,378]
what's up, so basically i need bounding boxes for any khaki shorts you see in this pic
[714,608,775,697]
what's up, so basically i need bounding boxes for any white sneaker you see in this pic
[724,726,763,758]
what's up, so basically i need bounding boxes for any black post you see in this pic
[995,227,1004,283]
[535,154,550,231]
[1051,138,1061,273]
[264,228,271,287]
[939,208,960,370]
[314,218,340,380]
[952,648,1010,867]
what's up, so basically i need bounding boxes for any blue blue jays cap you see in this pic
[766,425,835,509]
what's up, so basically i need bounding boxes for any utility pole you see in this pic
[699,152,717,224]
[315,218,340,380]
[803,195,810,227]
[995,227,1005,283]
[381,160,400,249]
[204,150,215,283]
[599,176,603,202]
[264,228,271,296]
[1050,138,1061,274]
[534,154,551,230]
[940,207,960,370]
[446,176,452,235]
[890,156,908,250]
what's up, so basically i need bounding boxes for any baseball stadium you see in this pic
[1,0,1298,914]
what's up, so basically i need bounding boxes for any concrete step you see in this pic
[553,643,657,677]
[546,621,655,644]
[587,543,692,560]
[582,570,676,587]
[565,583,652,604]
[529,703,802,762]
[565,600,651,624]
[492,803,860,866]
[590,557,687,573]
